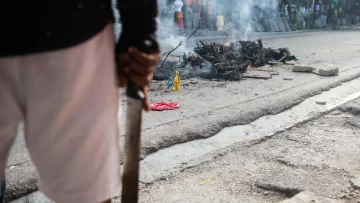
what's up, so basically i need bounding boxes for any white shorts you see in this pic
[0,24,121,203]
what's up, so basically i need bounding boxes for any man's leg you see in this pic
[0,57,25,202]
[23,24,121,203]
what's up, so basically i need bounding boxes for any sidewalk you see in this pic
[137,99,360,203]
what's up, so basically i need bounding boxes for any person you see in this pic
[284,0,292,20]
[0,0,160,202]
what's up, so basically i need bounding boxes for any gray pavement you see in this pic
[5,28,360,201]
[135,98,360,203]
[12,78,360,202]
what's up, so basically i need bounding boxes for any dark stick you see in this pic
[186,24,200,41]
[159,41,183,70]
[159,24,200,69]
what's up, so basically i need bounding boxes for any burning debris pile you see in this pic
[154,39,297,81]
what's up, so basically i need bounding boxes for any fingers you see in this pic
[128,71,154,87]
[127,48,158,84]
[126,47,159,87]
[118,62,154,87]
[128,47,160,66]
[142,86,151,112]
[128,59,157,78]
[116,48,160,112]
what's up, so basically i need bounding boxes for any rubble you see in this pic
[291,63,340,77]
[292,65,315,73]
[194,39,296,68]
[316,101,327,105]
[317,65,339,76]
[243,70,272,80]
[155,39,297,81]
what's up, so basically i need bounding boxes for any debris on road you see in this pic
[193,39,296,72]
[292,65,315,73]
[316,64,339,76]
[151,102,180,111]
[172,71,181,91]
[291,63,339,77]
[155,39,297,81]
[316,101,327,105]
[284,77,294,80]
[248,67,275,72]
[200,176,214,185]
[329,110,342,116]
[243,70,272,80]
[286,60,300,65]
[189,79,198,84]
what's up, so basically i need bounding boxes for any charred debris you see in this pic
[154,39,297,81]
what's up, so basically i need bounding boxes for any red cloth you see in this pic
[151,102,180,111]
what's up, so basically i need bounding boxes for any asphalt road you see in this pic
[12,70,360,203]
[135,98,360,203]
[5,27,360,201]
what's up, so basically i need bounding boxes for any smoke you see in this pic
[156,0,280,59]
[230,0,278,40]
[157,1,189,56]
[112,0,280,46]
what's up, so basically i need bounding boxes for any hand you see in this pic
[117,47,160,111]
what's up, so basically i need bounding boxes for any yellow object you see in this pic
[172,71,181,91]
[200,176,214,185]
[216,15,224,31]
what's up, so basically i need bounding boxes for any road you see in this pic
[6,27,360,202]
[135,98,360,203]
[12,70,360,203]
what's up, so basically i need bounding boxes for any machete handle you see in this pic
[126,81,145,100]
[126,38,158,99]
